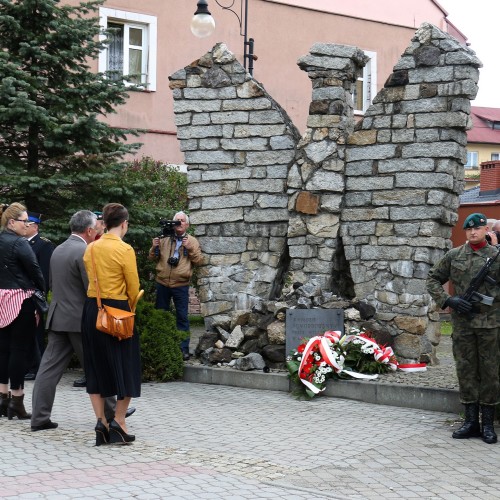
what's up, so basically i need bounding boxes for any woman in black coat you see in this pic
[0,203,45,419]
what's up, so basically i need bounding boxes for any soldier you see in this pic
[25,212,54,381]
[427,213,499,444]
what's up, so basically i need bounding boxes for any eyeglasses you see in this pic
[13,219,30,225]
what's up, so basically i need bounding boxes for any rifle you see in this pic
[461,248,500,313]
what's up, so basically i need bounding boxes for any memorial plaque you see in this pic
[285,309,344,355]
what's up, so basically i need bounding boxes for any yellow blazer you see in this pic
[83,233,140,305]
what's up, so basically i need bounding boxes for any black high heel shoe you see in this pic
[95,418,109,446]
[109,419,135,444]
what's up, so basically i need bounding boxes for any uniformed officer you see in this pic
[93,211,105,241]
[24,212,54,381]
[427,213,500,444]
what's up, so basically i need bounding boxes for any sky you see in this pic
[438,0,500,108]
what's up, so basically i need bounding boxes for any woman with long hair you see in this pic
[0,203,46,419]
[82,203,141,445]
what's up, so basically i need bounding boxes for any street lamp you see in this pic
[191,0,256,76]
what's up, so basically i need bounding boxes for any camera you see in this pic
[158,219,181,239]
[486,230,500,244]
[167,256,179,267]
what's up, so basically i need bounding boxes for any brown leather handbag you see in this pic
[90,244,143,341]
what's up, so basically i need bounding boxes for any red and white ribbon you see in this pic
[298,331,344,394]
[297,330,382,394]
[398,363,427,372]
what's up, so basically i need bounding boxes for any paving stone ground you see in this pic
[1,365,499,500]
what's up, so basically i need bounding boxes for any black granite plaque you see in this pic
[285,309,344,355]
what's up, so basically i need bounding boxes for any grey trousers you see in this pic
[31,331,116,426]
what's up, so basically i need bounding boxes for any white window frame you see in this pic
[354,50,377,114]
[99,8,157,91]
[465,151,479,168]
[491,153,500,161]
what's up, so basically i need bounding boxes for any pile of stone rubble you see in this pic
[194,279,379,370]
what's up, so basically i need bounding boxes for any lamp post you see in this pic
[191,0,256,76]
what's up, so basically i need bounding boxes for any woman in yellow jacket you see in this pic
[82,203,141,446]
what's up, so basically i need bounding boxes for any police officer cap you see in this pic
[93,211,103,220]
[463,212,487,229]
[27,211,42,224]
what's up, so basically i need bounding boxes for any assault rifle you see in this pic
[460,248,500,315]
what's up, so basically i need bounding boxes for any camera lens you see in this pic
[168,257,179,267]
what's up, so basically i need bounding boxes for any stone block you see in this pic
[295,191,319,215]
[305,171,344,192]
[267,320,286,344]
[347,130,377,145]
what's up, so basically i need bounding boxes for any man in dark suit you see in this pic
[25,212,54,380]
[30,210,134,431]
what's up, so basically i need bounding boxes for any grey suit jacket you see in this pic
[46,234,89,333]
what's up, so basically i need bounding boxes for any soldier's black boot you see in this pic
[481,405,498,444]
[452,403,481,439]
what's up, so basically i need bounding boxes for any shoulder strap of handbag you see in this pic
[89,242,142,313]
[89,244,103,310]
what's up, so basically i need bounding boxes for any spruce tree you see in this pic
[0,0,140,232]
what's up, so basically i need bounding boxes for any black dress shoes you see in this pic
[125,407,136,418]
[73,376,86,388]
[24,373,36,381]
[109,419,135,444]
[31,420,58,431]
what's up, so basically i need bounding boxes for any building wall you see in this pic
[466,142,500,166]
[64,0,453,164]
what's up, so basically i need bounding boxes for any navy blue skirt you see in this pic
[82,298,141,399]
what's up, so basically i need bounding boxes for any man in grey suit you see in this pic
[30,211,135,431]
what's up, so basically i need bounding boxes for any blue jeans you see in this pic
[155,284,190,354]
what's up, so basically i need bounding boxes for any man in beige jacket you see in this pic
[149,211,203,360]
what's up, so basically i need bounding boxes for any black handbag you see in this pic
[31,289,49,314]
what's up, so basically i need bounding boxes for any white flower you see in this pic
[297,356,302,361]
[314,354,321,361]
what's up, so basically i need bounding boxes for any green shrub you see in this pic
[137,300,187,382]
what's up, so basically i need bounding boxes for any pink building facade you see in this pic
[67,0,463,164]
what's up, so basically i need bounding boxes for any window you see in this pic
[465,151,478,168]
[99,8,157,91]
[353,51,377,114]
[491,153,500,161]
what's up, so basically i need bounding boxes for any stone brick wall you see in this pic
[169,44,300,318]
[343,23,480,358]
[169,23,480,362]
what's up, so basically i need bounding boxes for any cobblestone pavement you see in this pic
[1,366,499,500]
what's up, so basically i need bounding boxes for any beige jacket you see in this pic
[149,234,203,288]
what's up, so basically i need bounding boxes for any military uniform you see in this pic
[29,233,54,293]
[427,212,499,444]
[427,242,500,405]
[25,213,54,379]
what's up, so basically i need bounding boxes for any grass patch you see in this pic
[189,315,205,327]
[441,321,452,336]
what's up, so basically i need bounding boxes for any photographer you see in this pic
[148,212,203,360]
[485,220,500,245]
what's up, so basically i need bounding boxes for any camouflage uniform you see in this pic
[427,243,500,405]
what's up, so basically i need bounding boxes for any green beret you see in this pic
[463,213,487,229]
